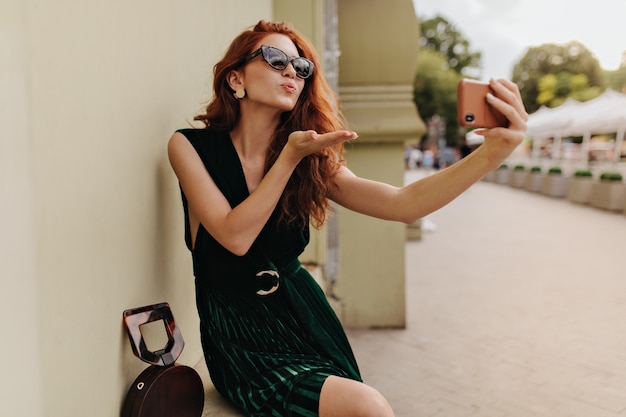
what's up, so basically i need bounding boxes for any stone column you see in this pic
[334,0,425,328]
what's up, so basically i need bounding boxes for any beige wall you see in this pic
[1,1,272,416]
[273,0,324,48]
[1,2,43,416]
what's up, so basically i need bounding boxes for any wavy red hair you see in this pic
[194,20,348,229]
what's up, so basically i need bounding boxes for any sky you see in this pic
[413,0,626,81]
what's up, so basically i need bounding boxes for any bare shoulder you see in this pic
[167,131,196,162]
[167,131,189,153]
[167,131,204,178]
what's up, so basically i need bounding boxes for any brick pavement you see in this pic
[346,169,626,417]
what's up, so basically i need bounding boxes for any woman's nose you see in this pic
[282,63,296,78]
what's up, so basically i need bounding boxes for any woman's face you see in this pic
[238,34,308,113]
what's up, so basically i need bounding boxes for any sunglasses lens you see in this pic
[261,46,314,79]
[292,58,312,79]
[263,47,289,70]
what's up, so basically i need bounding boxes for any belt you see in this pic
[194,258,302,296]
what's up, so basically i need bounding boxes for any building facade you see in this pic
[0,1,423,415]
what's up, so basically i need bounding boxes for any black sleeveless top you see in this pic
[176,128,361,416]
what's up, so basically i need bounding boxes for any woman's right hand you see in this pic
[283,130,358,161]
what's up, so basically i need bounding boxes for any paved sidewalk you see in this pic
[346,169,626,417]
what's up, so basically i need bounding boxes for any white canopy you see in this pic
[526,99,584,140]
[564,90,626,136]
[525,90,626,161]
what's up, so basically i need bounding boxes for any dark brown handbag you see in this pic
[121,302,204,417]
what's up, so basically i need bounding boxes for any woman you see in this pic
[168,20,527,417]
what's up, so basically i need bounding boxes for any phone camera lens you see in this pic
[465,114,475,123]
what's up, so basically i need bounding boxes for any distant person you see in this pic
[405,146,422,169]
[459,138,472,158]
[439,146,456,168]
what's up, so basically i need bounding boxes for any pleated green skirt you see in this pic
[195,261,362,417]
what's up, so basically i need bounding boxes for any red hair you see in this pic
[194,20,348,228]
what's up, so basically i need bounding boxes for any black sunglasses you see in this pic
[243,45,314,79]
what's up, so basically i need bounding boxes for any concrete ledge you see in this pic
[195,360,244,417]
[406,220,422,241]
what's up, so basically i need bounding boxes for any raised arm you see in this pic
[330,79,528,223]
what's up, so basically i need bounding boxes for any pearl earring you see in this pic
[233,88,246,99]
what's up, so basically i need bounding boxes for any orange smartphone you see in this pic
[457,79,508,129]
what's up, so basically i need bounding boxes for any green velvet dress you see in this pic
[176,128,362,417]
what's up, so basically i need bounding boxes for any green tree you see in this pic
[536,72,602,107]
[415,15,480,147]
[603,64,626,93]
[512,41,603,113]
[419,15,482,77]
[413,49,463,147]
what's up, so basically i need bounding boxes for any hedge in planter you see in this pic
[590,171,625,211]
[524,166,542,192]
[600,172,623,182]
[496,163,510,184]
[510,164,526,188]
[567,169,594,204]
[541,166,567,197]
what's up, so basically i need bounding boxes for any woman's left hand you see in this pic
[282,129,358,162]
[474,79,528,169]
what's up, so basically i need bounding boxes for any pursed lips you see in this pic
[281,83,297,94]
